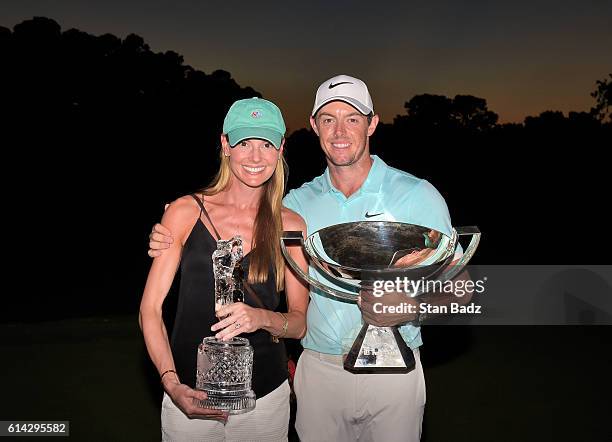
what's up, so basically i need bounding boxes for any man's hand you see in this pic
[358,289,419,327]
[148,222,174,257]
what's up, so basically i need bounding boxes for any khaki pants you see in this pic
[161,380,290,442]
[295,349,425,442]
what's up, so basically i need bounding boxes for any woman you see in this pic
[139,97,309,441]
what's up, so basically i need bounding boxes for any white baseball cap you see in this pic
[312,74,374,116]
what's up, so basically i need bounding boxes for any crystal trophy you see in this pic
[281,221,481,374]
[195,236,256,413]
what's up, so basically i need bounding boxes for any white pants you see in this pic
[294,349,426,442]
[161,380,290,442]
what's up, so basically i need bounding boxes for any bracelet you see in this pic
[160,369,179,384]
[279,313,289,336]
[271,312,288,343]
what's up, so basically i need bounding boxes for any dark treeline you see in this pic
[1,17,610,321]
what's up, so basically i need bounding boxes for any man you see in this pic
[149,75,456,441]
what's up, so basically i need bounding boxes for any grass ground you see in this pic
[1,316,610,441]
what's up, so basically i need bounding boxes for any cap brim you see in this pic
[312,97,372,116]
[227,127,283,149]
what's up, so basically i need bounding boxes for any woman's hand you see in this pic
[165,381,228,422]
[211,302,267,341]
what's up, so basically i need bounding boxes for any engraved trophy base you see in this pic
[195,388,256,415]
[343,323,416,374]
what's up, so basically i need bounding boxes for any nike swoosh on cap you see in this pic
[329,81,353,89]
[364,212,384,218]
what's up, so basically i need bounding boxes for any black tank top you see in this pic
[170,194,287,398]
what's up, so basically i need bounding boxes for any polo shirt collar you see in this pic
[321,155,386,195]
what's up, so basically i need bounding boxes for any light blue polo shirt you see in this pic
[283,155,453,355]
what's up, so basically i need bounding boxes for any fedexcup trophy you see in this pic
[195,237,256,413]
[281,221,480,374]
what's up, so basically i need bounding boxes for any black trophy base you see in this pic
[343,323,416,374]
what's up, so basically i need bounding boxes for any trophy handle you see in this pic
[412,226,481,297]
[281,231,358,302]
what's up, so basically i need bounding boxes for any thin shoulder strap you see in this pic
[189,193,204,215]
[190,193,222,240]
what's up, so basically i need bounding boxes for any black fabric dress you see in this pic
[169,194,287,398]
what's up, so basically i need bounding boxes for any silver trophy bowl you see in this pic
[281,221,481,373]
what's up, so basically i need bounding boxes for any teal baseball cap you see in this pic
[223,97,286,149]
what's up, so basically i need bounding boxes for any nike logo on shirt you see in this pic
[365,212,384,218]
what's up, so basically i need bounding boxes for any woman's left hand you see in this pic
[211,302,267,341]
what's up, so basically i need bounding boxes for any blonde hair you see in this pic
[203,148,287,291]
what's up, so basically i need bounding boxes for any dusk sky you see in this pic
[3,0,611,132]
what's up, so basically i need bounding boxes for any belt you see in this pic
[303,349,345,366]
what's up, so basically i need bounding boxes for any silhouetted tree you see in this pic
[567,111,601,132]
[451,95,498,131]
[524,110,567,132]
[394,93,498,133]
[13,16,61,41]
[400,93,455,130]
[523,109,601,135]
[591,73,612,123]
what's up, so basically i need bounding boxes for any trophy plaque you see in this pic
[195,237,256,414]
[281,221,480,374]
